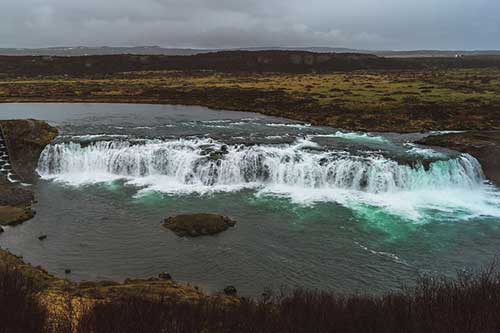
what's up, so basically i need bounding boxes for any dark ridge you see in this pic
[2,51,500,77]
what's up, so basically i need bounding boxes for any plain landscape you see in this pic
[0,49,499,331]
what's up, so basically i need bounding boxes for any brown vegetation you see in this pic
[1,53,499,132]
[2,248,500,332]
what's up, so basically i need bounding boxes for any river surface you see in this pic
[1,103,500,295]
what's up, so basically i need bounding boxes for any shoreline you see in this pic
[0,247,220,307]
[0,97,496,134]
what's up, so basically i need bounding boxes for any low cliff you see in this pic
[0,119,57,225]
[0,119,58,182]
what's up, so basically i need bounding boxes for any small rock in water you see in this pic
[38,235,47,241]
[163,213,236,237]
[224,286,237,296]
[65,269,71,274]
[158,272,172,280]
[0,227,4,234]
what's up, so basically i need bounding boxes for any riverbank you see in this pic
[0,248,206,299]
[0,247,218,331]
[3,246,500,332]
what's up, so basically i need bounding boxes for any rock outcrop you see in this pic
[0,119,57,225]
[163,213,236,237]
[418,131,500,186]
[0,177,35,225]
[0,119,58,182]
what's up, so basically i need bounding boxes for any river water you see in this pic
[1,103,500,295]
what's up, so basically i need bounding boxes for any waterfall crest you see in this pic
[37,139,485,193]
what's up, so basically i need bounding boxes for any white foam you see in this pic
[62,134,129,141]
[266,123,312,129]
[429,130,467,135]
[309,131,388,143]
[405,143,447,159]
[132,126,154,130]
[37,138,500,221]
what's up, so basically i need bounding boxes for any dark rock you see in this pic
[417,131,500,186]
[223,285,237,296]
[0,205,35,226]
[163,213,236,237]
[0,181,34,207]
[158,272,172,280]
[0,226,4,233]
[201,146,230,161]
[0,120,57,226]
[0,119,58,182]
[65,269,71,274]
[38,235,47,241]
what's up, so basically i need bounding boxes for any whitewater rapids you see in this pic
[37,138,500,221]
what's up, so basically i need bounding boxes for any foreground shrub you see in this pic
[0,265,48,333]
[3,263,500,332]
[77,266,500,333]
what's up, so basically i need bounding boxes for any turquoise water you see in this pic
[1,103,499,295]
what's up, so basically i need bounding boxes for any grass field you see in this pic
[1,68,500,132]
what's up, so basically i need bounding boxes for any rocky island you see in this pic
[163,213,236,237]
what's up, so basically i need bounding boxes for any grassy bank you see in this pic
[1,68,500,132]
[1,248,500,332]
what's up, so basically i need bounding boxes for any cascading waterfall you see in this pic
[35,138,500,221]
[38,138,484,192]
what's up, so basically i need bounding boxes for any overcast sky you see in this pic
[1,0,499,50]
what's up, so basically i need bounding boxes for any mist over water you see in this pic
[1,103,500,295]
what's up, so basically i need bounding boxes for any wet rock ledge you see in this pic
[0,119,58,226]
[163,214,236,237]
[418,131,500,186]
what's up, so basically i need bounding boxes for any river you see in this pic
[1,103,499,295]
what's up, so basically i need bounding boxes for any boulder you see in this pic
[158,272,172,280]
[223,285,237,296]
[163,213,236,237]
[201,145,230,161]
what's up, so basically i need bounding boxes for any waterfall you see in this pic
[37,138,485,193]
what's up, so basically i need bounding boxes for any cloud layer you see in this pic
[1,0,499,50]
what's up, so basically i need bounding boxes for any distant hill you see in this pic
[1,46,499,58]
[1,50,500,77]
[0,46,210,57]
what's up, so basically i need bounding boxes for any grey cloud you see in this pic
[0,0,498,50]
